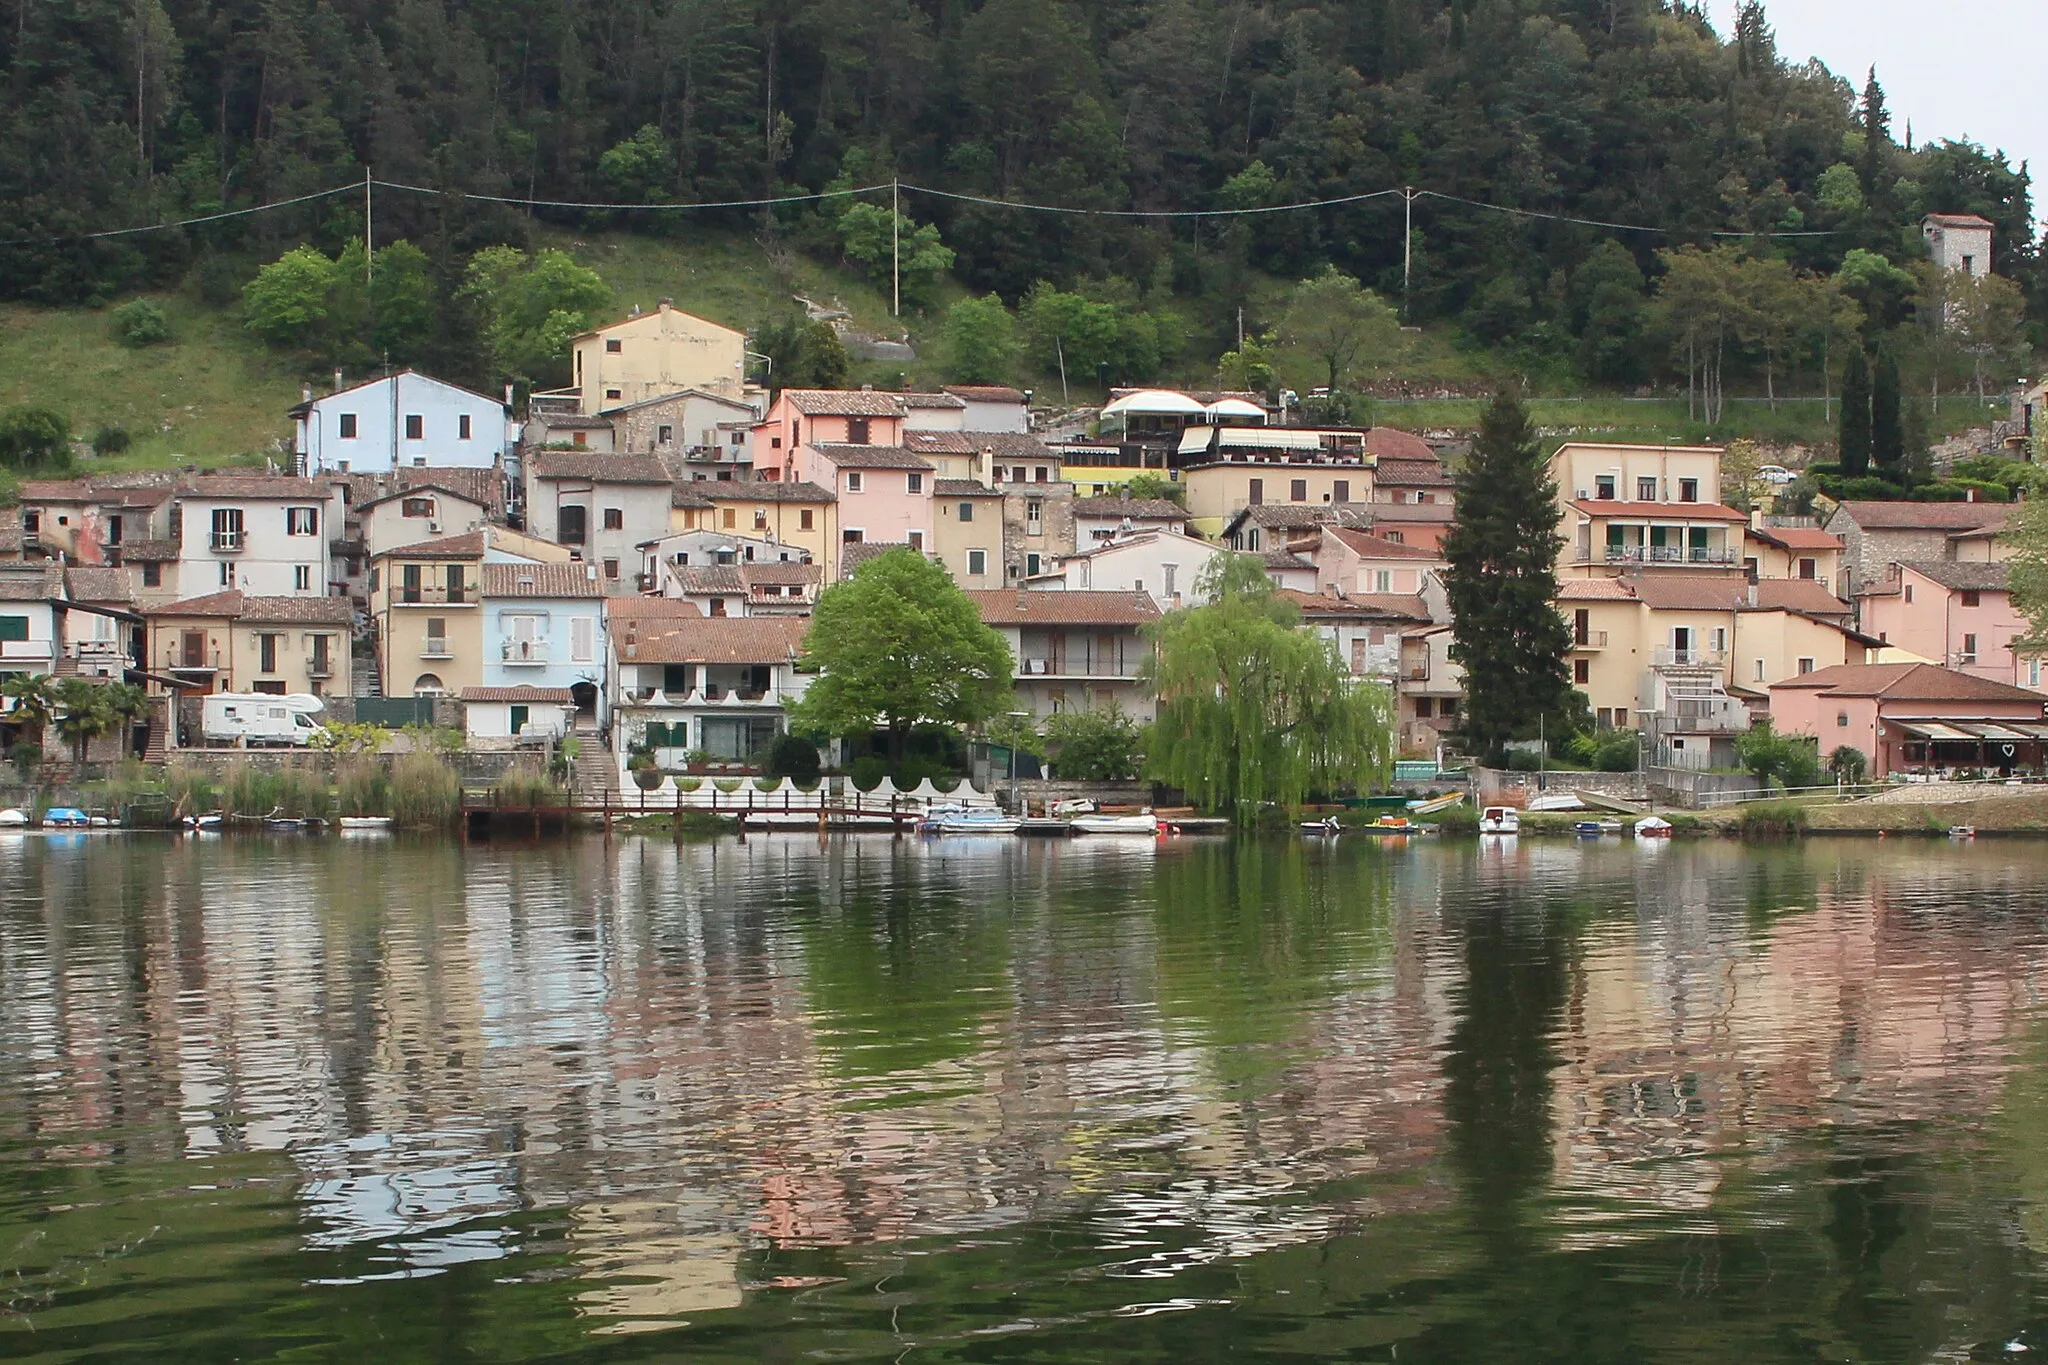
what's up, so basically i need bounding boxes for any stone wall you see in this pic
[162,748,543,786]
[1646,766,1769,808]
[998,778,1158,813]
[1470,766,1650,802]
[173,694,463,746]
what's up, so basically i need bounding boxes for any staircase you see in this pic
[569,726,619,803]
[352,659,383,697]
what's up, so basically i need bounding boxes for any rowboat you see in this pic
[337,816,393,831]
[1068,812,1160,835]
[918,806,1023,835]
[182,814,222,830]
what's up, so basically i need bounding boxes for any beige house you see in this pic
[371,530,487,697]
[1181,460,1373,537]
[525,452,675,589]
[356,483,491,560]
[967,590,1163,720]
[1743,523,1845,593]
[931,480,1005,590]
[1550,443,1744,579]
[1397,625,1465,755]
[685,481,839,565]
[570,301,752,410]
[1314,526,1444,597]
[147,591,354,696]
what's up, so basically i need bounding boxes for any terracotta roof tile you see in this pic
[147,590,351,623]
[968,589,1162,627]
[706,479,835,504]
[840,541,912,577]
[1371,457,1454,487]
[120,538,179,563]
[480,562,605,598]
[743,562,820,586]
[1071,497,1186,520]
[1325,526,1443,560]
[0,565,63,601]
[897,392,967,410]
[1277,588,1430,620]
[934,479,1001,498]
[1364,428,1437,461]
[785,389,906,417]
[1830,500,2009,531]
[61,568,132,604]
[530,452,671,483]
[671,565,747,594]
[903,430,980,455]
[459,686,576,703]
[1556,578,1638,601]
[377,529,486,560]
[808,443,935,470]
[1570,499,1747,523]
[604,595,701,621]
[1894,560,2011,592]
[178,475,329,500]
[1746,524,1842,551]
[610,613,806,664]
[1773,662,2040,701]
[942,385,1028,404]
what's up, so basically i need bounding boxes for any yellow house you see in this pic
[931,480,1005,590]
[678,481,839,565]
[1743,523,1846,593]
[1180,461,1373,538]
[147,591,354,696]
[370,527,566,697]
[1550,442,1745,579]
[1561,575,1867,729]
[570,301,751,410]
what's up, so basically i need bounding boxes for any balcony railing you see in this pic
[1604,546,1736,566]
[396,586,472,606]
[1652,647,1725,668]
[0,640,54,662]
[1572,631,1610,650]
[503,639,551,664]
[308,660,335,679]
[1020,658,1138,679]
[210,531,245,553]
[421,638,452,659]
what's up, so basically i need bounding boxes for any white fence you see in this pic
[601,774,999,814]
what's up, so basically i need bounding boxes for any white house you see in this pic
[968,589,1163,720]
[0,564,66,689]
[1923,214,1994,279]
[1035,530,1223,611]
[524,453,675,590]
[605,599,810,767]
[944,385,1032,434]
[294,372,514,475]
[356,483,491,561]
[1070,496,1190,545]
[477,561,607,727]
[172,475,340,598]
[459,686,579,744]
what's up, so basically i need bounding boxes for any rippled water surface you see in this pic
[6,832,2048,1361]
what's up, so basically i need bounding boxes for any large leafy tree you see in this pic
[788,549,1012,762]
[1145,556,1394,823]
[1278,267,1403,410]
[939,295,1019,384]
[1441,389,1573,761]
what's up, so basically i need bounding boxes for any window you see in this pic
[1350,639,1367,675]
[571,616,594,663]
[286,506,317,536]
[1163,564,1177,598]
[907,472,923,494]
[339,413,358,439]
[1440,698,1459,719]
[1333,480,1350,503]
[1415,698,1434,719]
[967,549,987,577]
[2032,659,2042,689]
[425,618,447,652]
[1575,658,1591,684]
[800,509,814,532]
[754,510,768,532]
[459,414,472,441]
[1838,712,1850,727]
[1373,569,1393,593]
[1962,590,1982,608]
[258,633,279,673]
[571,431,587,448]
[1385,531,1404,544]
[603,507,624,530]
[1962,633,1979,660]
[558,505,588,545]
[847,417,871,445]
[402,564,422,603]
[1756,659,1766,682]
[846,472,863,493]
[404,414,424,440]
[1290,479,1308,503]
[1905,583,1915,604]
[1637,476,1657,501]
[906,531,925,552]
[210,507,244,550]
[446,564,467,603]
[1035,467,1049,483]
[603,558,620,580]
[141,562,161,587]
[958,501,974,522]
[722,508,736,529]
[179,629,205,668]
[1711,627,1727,654]
[1248,479,1264,506]
[605,338,622,353]
[294,565,312,591]
[656,424,674,445]
[1799,557,1817,580]
[1026,500,1044,532]
[1026,552,1042,577]
[219,562,233,586]
[1595,475,1616,499]
[1797,657,1815,675]
[1678,478,1698,503]
[402,497,434,518]
[0,616,26,643]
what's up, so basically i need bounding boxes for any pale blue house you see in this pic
[477,561,608,731]
[294,371,514,476]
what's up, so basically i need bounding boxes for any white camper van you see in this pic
[201,693,330,746]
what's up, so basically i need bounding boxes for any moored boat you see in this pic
[42,807,89,829]
[1069,812,1161,835]
[920,806,1023,835]
[337,816,394,831]
[0,808,28,829]
[1478,806,1520,835]
[1633,816,1675,840]
[1300,816,1342,836]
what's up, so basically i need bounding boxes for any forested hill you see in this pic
[2,0,2037,380]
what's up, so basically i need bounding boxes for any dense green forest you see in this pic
[2,0,2038,402]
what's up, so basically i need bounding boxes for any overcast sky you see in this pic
[1706,0,2046,225]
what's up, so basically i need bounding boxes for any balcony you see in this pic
[503,639,551,665]
[1652,648,1725,669]
[308,660,335,680]
[1572,631,1610,651]
[421,638,452,660]
[1020,658,1139,680]
[1,639,54,663]
[1604,546,1736,566]
[211,531,245,553]
[395,586,473,607]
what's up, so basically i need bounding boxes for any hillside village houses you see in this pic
[293,372,515,476]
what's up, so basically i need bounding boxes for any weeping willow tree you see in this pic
[1145,556,1395,824]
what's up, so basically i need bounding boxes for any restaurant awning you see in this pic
[1889,719,2048,741]
[1217,427,1322,450]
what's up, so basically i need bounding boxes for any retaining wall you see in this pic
[1470,766,1650,802]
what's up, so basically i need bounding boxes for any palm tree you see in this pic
[1,672,56,764]
[51,679,114,767]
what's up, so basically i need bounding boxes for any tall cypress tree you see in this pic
[1442,388,1573,762]
[1871,346,1904,481]
[1839,348,1873,477]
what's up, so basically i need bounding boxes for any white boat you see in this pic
[1069,812,1161,836]
[1478,806,1520,835]
[0,809,28,829]
[337,816,393,831]
[922,807,1023,835]
[182,814,222,830]
[1527,794,1584,812]
[1634,816,1675,840]
[1300,816,1342,836]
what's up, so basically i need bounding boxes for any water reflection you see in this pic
[1,835,2047,1359]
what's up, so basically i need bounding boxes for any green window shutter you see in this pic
[0,616,30,642]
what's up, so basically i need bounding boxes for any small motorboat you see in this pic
[182,814,223,831]
[1068,811,1161,835]
[337,816,393,831]
[42,808,89,829]
[1527,794,1585,813]
[0,808,28,829]
[1478,806,1520,835]
[1358,816,1421,835]
[1300,816,1342,836]
[1634,816,1675,840]
[920,806,1023,835]
[1948,825,1977,840]
[1575,819,1624,837]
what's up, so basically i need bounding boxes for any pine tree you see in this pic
[1839,347,1873,477]
[1441,388,1574,762]
[1858,68,1892,204]
[1871,346,1904,481]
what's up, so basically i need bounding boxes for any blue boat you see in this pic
[42,808,89,829]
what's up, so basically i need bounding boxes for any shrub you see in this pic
[849,754,889,790]
[1043,705,1143,780]
[1505,749,1543,772]
[312,720,385,755]
[91,424,132,458]
[335,757,390,817]
[1589,729,1639,773]
[1826,745,1868,785]
[1737,722,1823,790]
[0,406,71,471]
[765,733,821,783]
[492,767,565,809]
[390,751,460,828]
[110,298,171,347]
[1737,799,1809,839]
[9,742,39,780]
[165,761,216,815]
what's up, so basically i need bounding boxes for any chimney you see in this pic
[1747,582,1758,609]
[658,298,673,312]
[301,383,313,403]
[504,384,514,408]
[332,369,344,394]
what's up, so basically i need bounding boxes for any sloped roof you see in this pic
[807,444,934,470]
[178,475,328,500]
[62,568,132,604]
[1277,589,1431,621]
[968,590,1162,627]
[671,485,718,509]
[1895,560,2011,592]
[1326,526,1442,561]
[459,686,576,703]
[1830,500,2008,531]
[1365,502,1457,523]
[1556,578,1638,601]
[1925,213,1995,229]
[1365,428,1437,462]
[1772,662,2042,702]
[903,430,980,456]
[671,565,747,594]
[943,385,1028,404]
[785,389,905,417]
[1629,575,1850,615]
[0,565,64,601]
[897,392,967,410]
[934,479,1001,498]
[355,482,490,514]
[120,538,180,563]
[840,541,912,577]
[147,590,351,623]
[480,562,604,598]
[341,467,508,519]
[377,529,486,560]
[973,432,1058,462]
[707,479,836,504]
[1746,524,1842,551]
[20,477,174,507]
[610,612,806,664]
[529,452,671,484]
[743,562,820,587]
[1071,497,1186,521]
[604,595,701,621]
[1371,457,1454,487]
[1570,499,1747,523]
[1259,548,1315,572]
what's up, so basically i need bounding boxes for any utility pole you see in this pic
[1401,187,1415,322]
[891,179,901,318]
[364,167,374,286]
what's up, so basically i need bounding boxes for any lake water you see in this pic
[4,832,2048,1361]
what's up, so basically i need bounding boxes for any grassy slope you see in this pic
[0,226,2022,465]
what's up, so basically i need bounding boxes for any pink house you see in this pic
[753,389,907,475]
[1768,662,2048,778]
[1315,525,1445,597]
[1857,561,2036,689]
